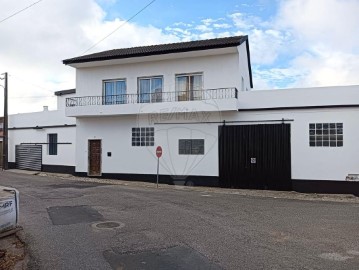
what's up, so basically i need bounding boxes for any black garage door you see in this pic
[15,145,42,171]
[219,124,291,190]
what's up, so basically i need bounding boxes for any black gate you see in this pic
[219,124,291,190]
[15,145,42,171]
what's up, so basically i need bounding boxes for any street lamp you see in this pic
[0,72,8,170]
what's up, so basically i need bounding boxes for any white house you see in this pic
[8,89,76,173]
[62,35,359,195]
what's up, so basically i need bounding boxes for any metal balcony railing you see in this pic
[66,87,238,107]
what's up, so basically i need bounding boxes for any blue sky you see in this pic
[93,0,359,89]
[0,0,358,113]
[100,0,277,26]
[97,0,291,87]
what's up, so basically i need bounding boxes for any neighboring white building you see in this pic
[8,89,76,173]
[61,35,359,195]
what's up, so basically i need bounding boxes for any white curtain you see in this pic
[176,76,189,101]
[116,80,126,104]
[151,78,163,102]
[139,79,151,103]
[104,82,114,104]
[191,75,202,100]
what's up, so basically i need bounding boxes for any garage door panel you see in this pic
[219,124,291,191]
[15,145,42,171]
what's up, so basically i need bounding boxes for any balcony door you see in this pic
[138,77,163,103]
[175,73,203,101]
[103,79,126,105]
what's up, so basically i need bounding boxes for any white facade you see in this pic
[66,44,250,118]
[73,92,359,182]
[66,39,251,177]
[61,36,359,194]
[8,92,76,170]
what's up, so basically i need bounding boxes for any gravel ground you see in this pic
[0,230,27,270]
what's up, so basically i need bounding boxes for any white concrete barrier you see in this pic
[0,186,19,234]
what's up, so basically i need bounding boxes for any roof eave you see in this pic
[63,36,247,66]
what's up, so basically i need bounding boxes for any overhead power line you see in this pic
[8,73,52,92]
[0,0,44,25]
[3,0,157,99]
[81,0,157,55]
[10,96,55,99]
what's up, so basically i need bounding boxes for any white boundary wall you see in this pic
[8,94,76,167]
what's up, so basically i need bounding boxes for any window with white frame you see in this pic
[138,76,163,103]
[175,73,203,101]
[179,139,204,155]
[309,123,343,147]
[132,127,154,146]
[103,79,126,105]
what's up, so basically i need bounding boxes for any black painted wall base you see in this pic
[74,172,220,187]
[42,165,75,174]
[8,162,16,169]
[74,173,359,196]
[8,162,75,174]
[292,179,359,196]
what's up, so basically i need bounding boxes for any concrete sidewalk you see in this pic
[7,169,359,204]
[5,169,39,176]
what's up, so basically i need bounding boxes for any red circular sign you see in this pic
[156,146,162,158]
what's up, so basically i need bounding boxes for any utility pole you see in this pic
[1,73,8,170]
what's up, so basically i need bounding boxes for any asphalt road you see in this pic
[0,171,358,270]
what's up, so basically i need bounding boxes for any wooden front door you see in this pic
[88,140,101,176]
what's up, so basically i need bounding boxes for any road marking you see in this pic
[201,194,212,197]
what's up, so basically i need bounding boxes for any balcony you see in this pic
[65,87,238,117]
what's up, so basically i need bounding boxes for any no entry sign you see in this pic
[156,146,162,188]
[156,146,162,158]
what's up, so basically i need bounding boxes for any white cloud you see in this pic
[1,0,359,115]
[246,29,292,66]
[270,0,359,88]
[276,0,359,51]
[195,24,213,32]
[231,0,359,90]
[0,0,179,114]
[290,49,359,87]
[201,18,223,25]
[213,23,231,29]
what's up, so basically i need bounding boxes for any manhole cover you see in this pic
[92,221,125,230]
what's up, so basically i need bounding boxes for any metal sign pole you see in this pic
[156,157,159,188]
[155,145,162,189]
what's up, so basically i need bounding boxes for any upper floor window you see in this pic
[175,73,203,101]
[138,76,163,103]
[309,123,343,147]
[48,133,58,155]
[103,79,126,105]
